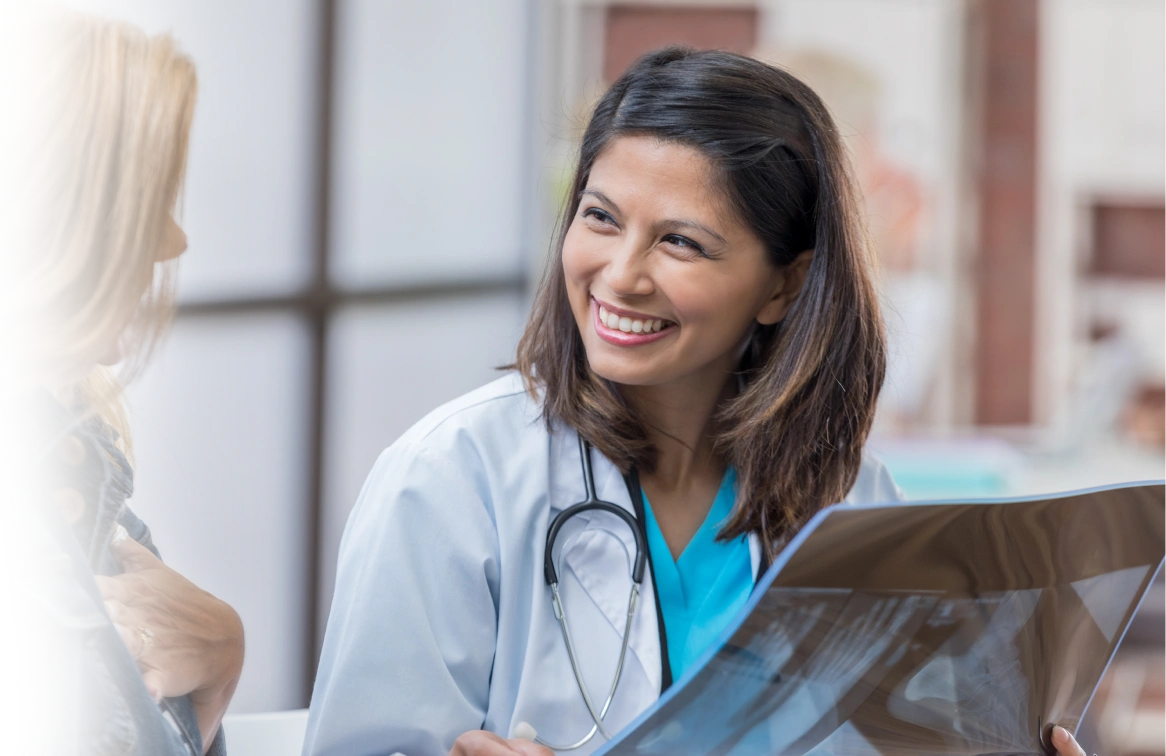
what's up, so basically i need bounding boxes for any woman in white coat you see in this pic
[304,49,1087,756]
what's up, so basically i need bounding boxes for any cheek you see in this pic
[666,268,774,344]
[667,275,746,327]
[561,223,606,306]
[561,223,594,283]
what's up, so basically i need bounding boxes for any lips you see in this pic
[591,297,675,347]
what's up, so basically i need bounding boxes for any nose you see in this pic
[602,237,654,298]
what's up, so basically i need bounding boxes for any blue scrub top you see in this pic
[642,468,754,681]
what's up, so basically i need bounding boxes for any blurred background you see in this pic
[51,0,1165,752]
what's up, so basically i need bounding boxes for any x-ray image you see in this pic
[598,483,1164,756]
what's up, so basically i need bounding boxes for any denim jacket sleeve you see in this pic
[39,394,230,754]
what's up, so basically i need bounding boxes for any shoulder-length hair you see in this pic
[515,47,885,557]
[2,10,197,449]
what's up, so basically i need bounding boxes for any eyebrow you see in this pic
[581,188,729,245]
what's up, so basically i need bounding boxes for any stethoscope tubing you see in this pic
[535,436,648,751]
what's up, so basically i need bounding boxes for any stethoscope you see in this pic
[530,435,648,751]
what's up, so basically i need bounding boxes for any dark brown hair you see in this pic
[515,47,885,557]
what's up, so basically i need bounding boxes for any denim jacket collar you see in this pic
[16,387,134,569]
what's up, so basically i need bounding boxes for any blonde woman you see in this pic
[1,10,242,755]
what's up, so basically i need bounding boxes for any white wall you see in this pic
[1036,0,1166,426]
[330,0,530,289]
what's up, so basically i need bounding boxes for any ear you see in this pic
[756,249,814,326]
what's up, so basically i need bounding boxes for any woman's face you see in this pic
[563,136,804,391]
[96,213,187,367]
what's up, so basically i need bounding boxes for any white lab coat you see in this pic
[304,374,904,756]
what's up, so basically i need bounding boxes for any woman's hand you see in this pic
[95,530,244,753]
[1051,725,1087,756]
[449,730,553,756]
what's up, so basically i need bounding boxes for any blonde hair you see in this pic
[1,10,197,448]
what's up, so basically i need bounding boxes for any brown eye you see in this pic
[582,207,615,225]
[662,233,706,256]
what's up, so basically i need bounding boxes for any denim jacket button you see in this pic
[56,434,87,466]
[54,487,86,523]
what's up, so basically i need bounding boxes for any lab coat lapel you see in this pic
[548,427,663,696]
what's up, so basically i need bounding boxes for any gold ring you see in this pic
[135,626,154,659]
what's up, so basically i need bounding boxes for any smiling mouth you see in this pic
[597,304,673,334]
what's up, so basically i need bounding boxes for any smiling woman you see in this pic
[304,47,1086,756]
[519,48,883,559]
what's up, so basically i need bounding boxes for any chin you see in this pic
[585,352,664,388]
[95,352,126,368]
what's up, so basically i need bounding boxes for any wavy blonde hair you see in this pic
[1,10,197,450]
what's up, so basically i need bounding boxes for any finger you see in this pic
[103,599,124,623]
[1052,726,1087,756]
[111,620,144,659]
[94,575,131,603]
[507,740,554,756]
[449,731,515,756]
[110,533,162,573]
[141,668,166,704]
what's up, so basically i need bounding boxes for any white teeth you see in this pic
[598,303,670,334]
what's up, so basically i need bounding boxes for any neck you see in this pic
[622,367,736,491]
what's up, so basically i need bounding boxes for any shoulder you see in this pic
[844,453,906,505]
[356,373,550,508]
[394,372,538,445]
[385,372,544,463]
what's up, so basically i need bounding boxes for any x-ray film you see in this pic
[596,482,1165,756]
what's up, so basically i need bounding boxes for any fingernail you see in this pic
[111,524,129,545]
[1052,726,1068,742]
[147,684,162,704]
[512,721,537,741]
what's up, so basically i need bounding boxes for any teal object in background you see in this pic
[872,438,1023,500]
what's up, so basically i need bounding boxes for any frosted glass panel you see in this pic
[57,0,317,299]
[126,314,310,712]
[320,294,528,635]
[331,0,529,286]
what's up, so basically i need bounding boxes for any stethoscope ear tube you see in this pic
[544,436,648,586]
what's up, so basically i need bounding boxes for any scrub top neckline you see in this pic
[641,468,754,680]
[648,468,738,566]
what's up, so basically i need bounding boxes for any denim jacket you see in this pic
[11,389,227,756]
